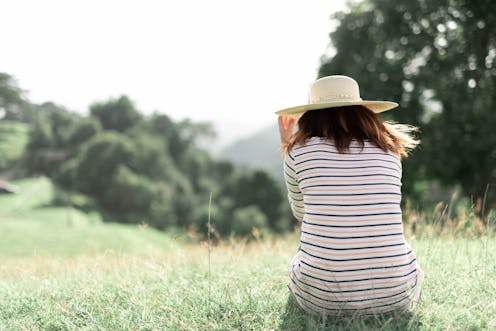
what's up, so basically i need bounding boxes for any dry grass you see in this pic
[1,232,496,330]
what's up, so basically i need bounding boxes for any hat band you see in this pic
[311,94,363,104]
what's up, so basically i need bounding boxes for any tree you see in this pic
[0,73,33,122]
[139,113,216,168]
[103,165,177,228]
[90,95,142,132]
[67,118,102,146]
[319,0,496,211]
[56,129,197,228]
[70,132,136,198]
[226,169,286,231]
[15,86,290,235]
[25,103,81,174]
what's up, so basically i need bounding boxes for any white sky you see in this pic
[1,0,347,149]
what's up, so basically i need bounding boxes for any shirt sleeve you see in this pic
[284,151,304,221]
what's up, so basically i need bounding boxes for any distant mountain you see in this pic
[220,124,284,179]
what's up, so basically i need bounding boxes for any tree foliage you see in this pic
[90,96,142,132]
[24,103,80,174]
[0,73,34,123]
[0,76,291,236]
[320,0,496,210]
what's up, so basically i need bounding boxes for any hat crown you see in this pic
[309,75,362,104]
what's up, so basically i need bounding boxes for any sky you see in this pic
[1,0,347,151]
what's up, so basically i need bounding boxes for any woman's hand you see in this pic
[278,116,298,144]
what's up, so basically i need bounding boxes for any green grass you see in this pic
[0,236,495,330]
[0,177,180,257]
[0,120,29,169]
[0,178,495,330]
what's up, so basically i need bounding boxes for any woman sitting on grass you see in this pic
[277,75,423,315]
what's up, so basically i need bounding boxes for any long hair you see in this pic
[283,106,419,159]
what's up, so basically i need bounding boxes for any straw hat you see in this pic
[275,75,398,116]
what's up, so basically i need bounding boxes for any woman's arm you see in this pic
[278,116,298,145]
[279,115,304,221]
[283,152,304,222]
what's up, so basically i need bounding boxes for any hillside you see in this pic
[220,124,283,178]
[0,177,180,257]
[0,120,29,171]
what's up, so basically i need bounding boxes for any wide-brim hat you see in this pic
[275,75,398,116]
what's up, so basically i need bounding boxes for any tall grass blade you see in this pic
[207,192,213,312]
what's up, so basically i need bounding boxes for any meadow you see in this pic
[1,178,495,330]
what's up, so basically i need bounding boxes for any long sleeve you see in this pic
[284,151,304,221]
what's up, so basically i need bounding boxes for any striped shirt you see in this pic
[284,137,423,315]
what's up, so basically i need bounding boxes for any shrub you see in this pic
[231,205,269,237]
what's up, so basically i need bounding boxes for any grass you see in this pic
[0,177,180,257]
[0,178,495,330]
[1,235,495,330]
[0,120,29,169]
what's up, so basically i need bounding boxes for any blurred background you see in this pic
[1,0,495,244]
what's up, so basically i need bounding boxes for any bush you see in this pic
[72,132,135,197]
[231,205,269,237]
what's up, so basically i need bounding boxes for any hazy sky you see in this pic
[1,0,347,149]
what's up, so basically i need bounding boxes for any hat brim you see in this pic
[275,100,398,116]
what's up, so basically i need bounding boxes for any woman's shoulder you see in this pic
[288,137,331,157]
[292,137,333,150]
[292,137,370,152]
[289,137,400,161]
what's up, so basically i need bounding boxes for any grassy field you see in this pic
[0,178,179,257]
[0,121,29,170]
[0,178,495,330]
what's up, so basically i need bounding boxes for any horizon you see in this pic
[1,0,347,151]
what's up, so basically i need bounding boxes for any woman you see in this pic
[277,75,423,316]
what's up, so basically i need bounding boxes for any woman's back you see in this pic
[285,137,423,315]
[277,75,423,316]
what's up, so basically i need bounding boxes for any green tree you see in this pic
[15,86,290,235]
[25,103,82,174]
[319,0,496,211]
[226,170,286,231]
[140,113,216,168]
[58,130,196,228]
[0,73,34,123]
[103,165,177,228]
[70,132,136,198]
[67,118,102,146]
[90,95,142,132]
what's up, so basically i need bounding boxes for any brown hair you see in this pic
[283,106,419,159]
